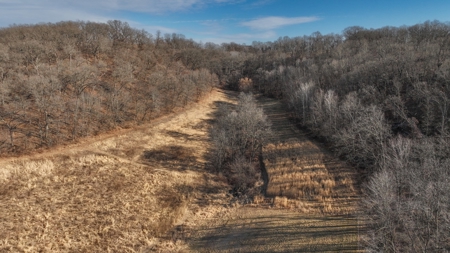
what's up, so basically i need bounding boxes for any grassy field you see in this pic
[189,207,362,253]
[258,95,361,215]
[0,89,234,252]
[0,89,364,252]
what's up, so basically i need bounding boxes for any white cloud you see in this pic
[0,4,111,26]
[68,0,241,13]
[241,16,319,30]
[0,1,111,26]
[245,0,275,8]
[0,0,246,27]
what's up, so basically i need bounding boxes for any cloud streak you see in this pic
[0,3,111,26]
[0,0,245,25]
[241,16,320,30]
[0,0,232,27]
[69,0,243,13]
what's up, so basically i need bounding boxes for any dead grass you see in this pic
[263,138,359,215]
[0,153,195,252]
[258,95,361,215]
[183,92,364,252]
[189,207,363,253]
[0,89,233,252]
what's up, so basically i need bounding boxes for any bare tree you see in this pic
[211,93,271,196]
[333,93,391,169]
[0,100,27,150]
[28,73,62,146]
[365,136,450,252]
[59,63,98,139]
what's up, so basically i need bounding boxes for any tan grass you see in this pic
[189,207,363,252]
[253,194,265,205]
[259,96,361,215]
[273,196,288,208]
[0,159,55,183]
[0,153,196,252]
[0,89,234,252]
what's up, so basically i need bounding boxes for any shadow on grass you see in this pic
[191,210,363,252]
[141,145,199,171]
[256,94,362,209]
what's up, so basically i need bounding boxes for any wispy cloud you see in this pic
[167,18,243,24]
[72,0,243,13]
[0,2,111,26]
[245,0,276,8]
[0,0,246,27]
[242,16,320,30]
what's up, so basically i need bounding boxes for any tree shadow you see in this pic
[141,145,199,171]
[190,210,364,252]
[164,130,206,142]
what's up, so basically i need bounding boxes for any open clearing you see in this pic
[0,89,363,252]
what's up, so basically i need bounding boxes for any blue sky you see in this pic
[1,0,449,44]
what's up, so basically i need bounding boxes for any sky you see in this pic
[1,0,449,45]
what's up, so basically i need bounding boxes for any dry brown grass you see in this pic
[184,93,364,252]
[258,95,361,215]
[189,207,363,253]
[263,139,359,215]
[0,89,234,252]
[0,89,364,252]
[0,153,196,252]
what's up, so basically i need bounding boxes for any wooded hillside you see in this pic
[228,20,450,252]
[0,21,217,154]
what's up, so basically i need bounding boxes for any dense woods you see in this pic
[1,19,449,252]
[0,21,217,154]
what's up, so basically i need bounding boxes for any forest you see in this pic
[1,20,449,252]
[0,20,216,154]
